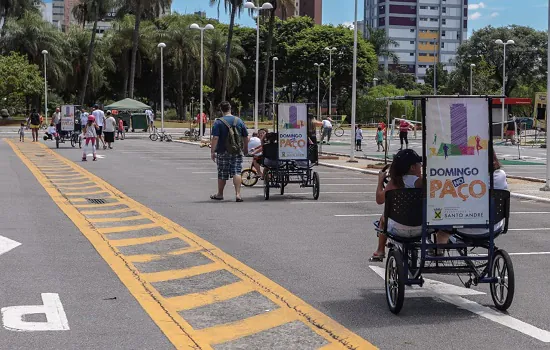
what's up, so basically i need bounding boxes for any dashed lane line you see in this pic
[7,140,376,350]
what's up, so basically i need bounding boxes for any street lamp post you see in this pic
[157,43,166,132]
[350,0,358,162]
[543,1,550,191]
[495,39,515,140]
[244,1,274,132]
[42,50,48,125]
[470,63,476,95]
[190,23,214,138]
[272,57,278,129]
[314,63,324,119]
[373,77,378,87]
[324,47,337,119]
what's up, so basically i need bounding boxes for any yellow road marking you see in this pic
[166,281,255,311]
[80,207,134,215]
[127,246,204,263]
[89,215,147,223]
[63,190,110,196]
[142,262,223,283]
[56,181,97,187]
[7,140,377,350]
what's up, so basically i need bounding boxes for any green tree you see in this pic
[424,63,449,94]
[366,26,399,68]
[0,52,43,112]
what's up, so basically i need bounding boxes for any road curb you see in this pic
[319,161,550,205]
[507,175,545,183]
[320,151,385,162]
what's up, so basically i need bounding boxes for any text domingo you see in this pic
[429,167,486,201]
[280,133,306,149]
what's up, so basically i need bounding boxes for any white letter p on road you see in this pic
[1,293,70,331]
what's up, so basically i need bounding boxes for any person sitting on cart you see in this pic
[44,121,59,141]
[248,129,267,179]
[370,149,423,262]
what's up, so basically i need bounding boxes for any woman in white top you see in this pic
[370,149,423,261]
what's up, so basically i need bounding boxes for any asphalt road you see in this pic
[24,137,548,349]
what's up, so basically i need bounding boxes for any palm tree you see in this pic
[71,2,88,29]
[74,0,112,105]
[118,0,172,99]
[0,0,35,32]
[366,26,399,70]
[209,0,243,102]
[261,0,294,117]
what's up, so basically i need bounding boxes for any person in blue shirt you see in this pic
[210,101,249,202]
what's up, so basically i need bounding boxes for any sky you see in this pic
[175,0,549,35]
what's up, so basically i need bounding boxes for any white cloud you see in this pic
[342,21,354,29]
[490,12,499,18]
[468,2,486,10]
[469,12,482,20]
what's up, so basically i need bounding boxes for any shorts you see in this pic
[30,124,40,129]
[355,139,361,146]
[104,131,114,143]
[505,130,515,136]
[97,126,103,136]
[216,153,243,180]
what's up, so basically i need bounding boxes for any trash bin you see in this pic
[131,113,148,132]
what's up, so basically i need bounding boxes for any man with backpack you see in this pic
[210,101,249,202]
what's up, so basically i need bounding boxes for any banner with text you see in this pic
[426,98,490,226]
[277,103,308,160]
[61,105,75,131]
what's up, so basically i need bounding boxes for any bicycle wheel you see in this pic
[334,127,344,137]
[490,249,515,311]
[150,133,158,141]
[385,249,405,314]
[165,134,172,142]
[312,172,320,200]
[241,168,258,187]
[263,171,270,200]
[70,136,76,148]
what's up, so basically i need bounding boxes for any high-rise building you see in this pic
[364,0,468,82]
[52,0,64,28]
[275,0,322,25]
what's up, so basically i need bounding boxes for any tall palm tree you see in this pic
[0,0,35,32]
[209,0,243,102]
[118,0,172,99]
[366,26,399,70]
[71,2,89,29]
[261,0,294,116]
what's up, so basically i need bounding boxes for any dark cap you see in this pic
[393,149,422,174]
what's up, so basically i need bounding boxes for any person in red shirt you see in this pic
[196,112,208,135]
[399,119,412,150]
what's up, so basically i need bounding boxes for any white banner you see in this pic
[426,98,490,226]
[277,103,308,160]
[61,105,75,131]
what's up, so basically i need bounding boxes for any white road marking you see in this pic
[334,214,381,217]
[258,192,376,197]
[192,171,217,174]
[509,252,550,256]
[507,228,550,231]
[0,236,21,257]
[510,212,550,214]
[369,266,550,342]
[322,184,376,186]
[85,154,105,159]
[290,201,370,204]
[1,293,70,332]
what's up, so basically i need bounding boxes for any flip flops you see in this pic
[210,194,223,200]
[369,252,385,262]
[236,197,243,202]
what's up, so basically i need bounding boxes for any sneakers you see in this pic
[82,157,87,162]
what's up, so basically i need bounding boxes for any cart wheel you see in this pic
[263,171,270,200]
[280,183,285,195]
[490,249,515,311]
[241,168,258,187]
[312,172,320,200]
[408,248,423,280]
[165,134,173,142]
[150,133,158,141]
[334,127,344,137]
[70,136,76,148]
[381,164,391,189]
[385,249,405,314]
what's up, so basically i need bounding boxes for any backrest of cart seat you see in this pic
[384,189,424,228]
[263,132,278,160]
[491,189,510,233]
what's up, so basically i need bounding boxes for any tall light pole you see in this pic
[495,39,515,140]
[244,1,273,132]
[314,63,324,118]
[42,50,48,125]
[157,43,166,132]
[470,63,476,95]
[373,77,378,87]
[190,23,214,138]
[350,0,358,162]
[543,1,550,191]
[433,42,437,95]
[272,56,278,128]
[324,47,337,118]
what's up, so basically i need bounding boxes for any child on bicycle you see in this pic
[370,149,422,262]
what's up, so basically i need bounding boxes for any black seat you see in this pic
[383,189,424,241]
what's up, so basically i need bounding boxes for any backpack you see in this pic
[218,116,243,155]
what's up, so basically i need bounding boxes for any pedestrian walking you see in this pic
[92,105,106,149]
[504,115,516,145]
[210,101,249,202]
[116,117,125,140]
[355,124,363,151]
[399,119,411,150]
[82,116,98,161]
[196,111,208,136]
[103,110,116,149]
[29,108,40,142]
[320,117,333,144]
[376,126,385,152]
[145,109,154,132]
[19,122,25,142]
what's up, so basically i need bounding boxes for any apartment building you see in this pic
[275,0,322,25]
[364,0,468,82]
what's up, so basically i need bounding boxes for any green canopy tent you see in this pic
[104,98,150,111]
[104,98,151,132]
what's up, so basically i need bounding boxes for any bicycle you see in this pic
[149,127,172,142]
[184,128,200,141]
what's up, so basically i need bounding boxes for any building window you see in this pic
[410,53,414,56]
[442,30,446,37]
[420,5,427,9]
[442,19,446,25]
[442,7,446,13]
[410,40,414,44]
[420,17,427,21]
[419,65,427,68]
[430,18,438,22]
[441,42,445,48]
[429,6,437,10]
[419,53,427,56]
[410,29,415,32]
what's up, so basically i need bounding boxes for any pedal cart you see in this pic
[378,96,514,314]
[262,103,320,200]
